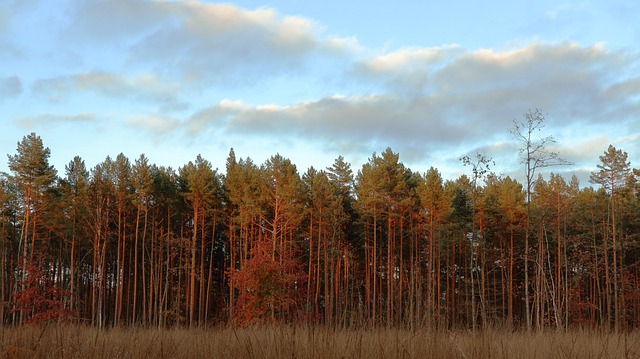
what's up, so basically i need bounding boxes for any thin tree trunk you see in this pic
[133,204,140,324]
[189,203,198,328]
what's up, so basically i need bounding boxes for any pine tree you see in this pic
[302,167,347,324]
[61,156,90,317]
[7,133,57,260]
[495,176,524,326]
[417,167,448,326]
[131,154,154,325]
[590,144,631,331]
[356,148,411,325]
[0,175,15,324]
[224,150,262,321]
[179,155,220,327]
[446,176,473,327]
[87,158,116,328]
[6,132,57,324]
[111,153,132,326]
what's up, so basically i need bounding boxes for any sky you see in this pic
[1,0,639,185]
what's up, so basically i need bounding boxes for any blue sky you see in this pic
[1,0,639,184]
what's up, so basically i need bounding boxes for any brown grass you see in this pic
[1,324,639,359]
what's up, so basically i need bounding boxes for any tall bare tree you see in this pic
[510,109,570,330]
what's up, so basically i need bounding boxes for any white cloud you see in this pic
[324,36,364,53]
[128,114,180,136]
[362,45,461,73]
[354,45,461,93]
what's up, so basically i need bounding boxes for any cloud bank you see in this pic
[4,0,640,182]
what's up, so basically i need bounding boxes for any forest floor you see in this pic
[1,324,639,358]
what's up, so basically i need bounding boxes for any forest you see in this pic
[1,113,639,332]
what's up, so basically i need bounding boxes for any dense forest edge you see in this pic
[1,111,639,331]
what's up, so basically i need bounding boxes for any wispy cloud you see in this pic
[355,45,461,93]
[0,76,21,100]
[16,113,97,128]
[33,71,186,110]
[62,0,356,87]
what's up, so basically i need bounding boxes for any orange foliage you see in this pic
[11,258,76,325]
[229,240,306,325]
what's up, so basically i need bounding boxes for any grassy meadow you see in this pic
[1,324,639,359]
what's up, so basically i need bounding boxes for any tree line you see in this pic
[1,114,639,331]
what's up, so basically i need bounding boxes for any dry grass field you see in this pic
[1,324,639,359]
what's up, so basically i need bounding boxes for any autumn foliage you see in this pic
[229,239,306,325]
[11,255,76,325]
[1,131,640,332]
